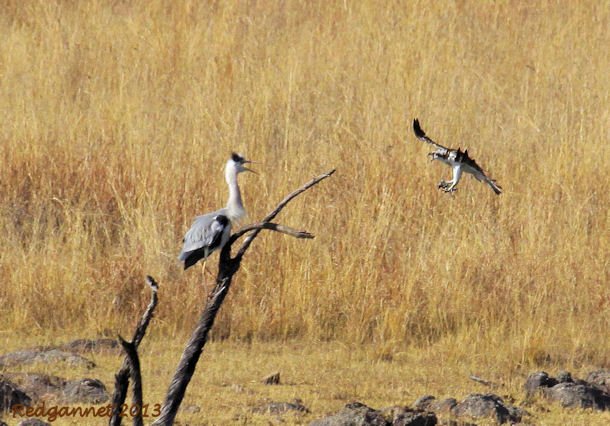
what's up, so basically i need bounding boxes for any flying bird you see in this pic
[178,152,255,270]
[413,119,502,195]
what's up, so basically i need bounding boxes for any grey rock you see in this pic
[2,373,65,401]
[543,382,610,410]
[310,401,390,426]
[181,404,201,413]
[524,371,558,398]
[0,378,32,412]
[0,349,95,369]
[586,369,610,394]
[378,406,436,425]
[413,396,436,411]
[17,420,51,426]
[62,378,109,404]
[2,373,108,404]
[413,396,457,414]
[57,338,119,354]
[556,371,573,383]
[252,398,310,415]
[451,393,524,424]
[392,410,437,426]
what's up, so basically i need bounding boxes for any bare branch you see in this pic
[133,275,159,346]
[110,276,159,426]
[229,222,314,244]
[118,336,144,426]
[235,169,335,260]
[469,374,499,388]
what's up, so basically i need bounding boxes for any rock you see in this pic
[389,407,437,426]
[2,373,108,404]
[56,338,119,354]
[310,401,390,426]
[413,396,457,414]
[262,372,281,385]
[524,370,610,411]
[17,420,51,426]
[413,396,436,411]
[524,371,558,398]
[181,404,201,414]
[451,393,524,424]
[62,378,109,404]
[252,398,310,415]
[2,373,65,402]
[556,371,573,383]
[542,382,610,410]
[0,378,32,412]
[586,370,610,394]
[0,349,95,369]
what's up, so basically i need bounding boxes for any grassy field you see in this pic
[0,0,609,424]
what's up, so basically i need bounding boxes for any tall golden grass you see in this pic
[0,0,608,370]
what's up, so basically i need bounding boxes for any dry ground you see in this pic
[2,335,610,425]
[0,1,609,424]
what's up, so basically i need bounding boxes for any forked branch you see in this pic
[118,336,144,426]
[110,276,159,426]
[152,169,335,426]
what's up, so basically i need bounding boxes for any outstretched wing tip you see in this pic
[412,118,425,139]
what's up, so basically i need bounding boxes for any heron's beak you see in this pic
[242,161,258,174]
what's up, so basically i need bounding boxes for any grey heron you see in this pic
[178,152,255,270]
[413,119,502,195]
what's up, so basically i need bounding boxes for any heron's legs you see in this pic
[200,259,215,286]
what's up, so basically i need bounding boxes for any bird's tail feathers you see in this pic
[487,179,502,195]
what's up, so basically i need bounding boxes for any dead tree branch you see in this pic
[469,374,501,388]
[234,169,335,261]
[230,222,314,241]
[118,336,144,426]
[152,169,335,426]
[110,276,159,426]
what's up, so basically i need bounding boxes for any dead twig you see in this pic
[469,374,500,388]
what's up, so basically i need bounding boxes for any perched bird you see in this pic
[178,152,255,270]
[413,119,502,195]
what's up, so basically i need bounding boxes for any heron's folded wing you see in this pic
[179,213,218,256]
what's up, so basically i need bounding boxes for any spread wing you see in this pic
[461,151,503,195]
[413,119,449,151]
[178,211,228,259]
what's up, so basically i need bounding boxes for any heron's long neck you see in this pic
[225,167,245,222]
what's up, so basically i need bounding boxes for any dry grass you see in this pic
[0,0,608,423]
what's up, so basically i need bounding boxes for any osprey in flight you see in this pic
[413,119,502,195]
